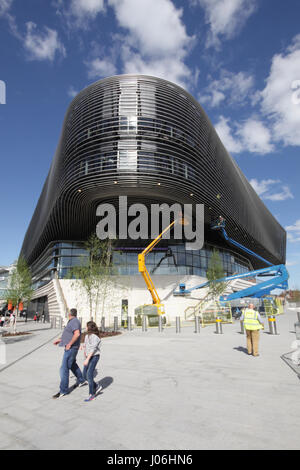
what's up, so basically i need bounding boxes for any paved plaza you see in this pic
[0,309,299,450]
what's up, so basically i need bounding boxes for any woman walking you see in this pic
[82,321,102,402]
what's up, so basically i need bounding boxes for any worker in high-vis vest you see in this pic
[240,303,264,356]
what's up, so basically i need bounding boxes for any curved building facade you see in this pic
[21,75,286,317]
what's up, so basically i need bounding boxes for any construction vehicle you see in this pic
[174,217,289,303]
[138,217,186,316]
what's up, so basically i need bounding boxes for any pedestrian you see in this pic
[34,314,37,322]
[82,321,102,402]
[0,314,5,327]
[52,308,85,399]
[9,313,16,333]
[240,303,264,356]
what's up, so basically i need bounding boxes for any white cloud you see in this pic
[199,69,254,107]
[250,178,294,201]
[109,0,191,57]
[286,220,300,243]
[0,0,13,15]
[67,86,79,98]
[23,22,66,61]
[86,57,117,79]
[62,0,105,28]
[70,0,105,16]
[106,0,195,87]
[215,116,243,153]
[236,118,274,154]
[194,0,257,48]
[260,35,300,147]
[215,116,274,155]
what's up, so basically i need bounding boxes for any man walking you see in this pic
[53,308,85,398]
[240,303,264,356]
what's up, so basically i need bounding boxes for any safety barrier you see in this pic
[263,298,284,317]
[199,302,232,327]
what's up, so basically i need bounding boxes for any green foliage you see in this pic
[206,249,227,300]
[69,234,118,321]
[5,256,34,310]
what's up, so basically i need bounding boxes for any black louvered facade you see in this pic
[21,75,286,275]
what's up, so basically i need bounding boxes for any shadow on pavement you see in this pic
[233,346,249,355]
[98,376,114,391]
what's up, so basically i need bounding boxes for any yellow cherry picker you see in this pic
[138,216,186,316]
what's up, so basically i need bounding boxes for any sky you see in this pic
[0,0,299,287]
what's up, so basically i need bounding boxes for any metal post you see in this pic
[158,315,163,332]
[50,317,53,329]
[268,316,274,335]
[297,312,300,323]
[176,316,181,333]
[194,316,200,334]
[215,317,223,334]
[101,316,105,332]
[240,320,245,335]
[59,317,63,330]
[142,315,147,332]
[128,316,132,331]
[79,317,82,328]
[113,316,118,332]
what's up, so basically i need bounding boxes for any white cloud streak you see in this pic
[24,22,66,61]
[193,0,257,48]
[215,116,274,155]
[104,0,195,87]
[199,69,254,107]
[250,179,294,201]
[260,35,300,147]
[286,220,300,243]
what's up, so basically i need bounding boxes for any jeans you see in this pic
[60,347,84,394]
[83,355,100,396]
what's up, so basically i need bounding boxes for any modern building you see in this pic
[21,75,286,324]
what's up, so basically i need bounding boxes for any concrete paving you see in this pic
[0,309,299,450]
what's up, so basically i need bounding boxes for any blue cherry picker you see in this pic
[174,216,289,303]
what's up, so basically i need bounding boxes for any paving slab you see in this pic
[0,309,299,450]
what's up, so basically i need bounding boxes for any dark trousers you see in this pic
[83,355,100,395]
[60,347,84,394]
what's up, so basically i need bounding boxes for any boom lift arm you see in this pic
[138,220,176,314]
[174,218,288,300]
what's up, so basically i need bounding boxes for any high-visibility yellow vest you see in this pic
[243,309,262,330]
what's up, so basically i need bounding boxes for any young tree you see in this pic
[69,234,118,323]
[206,249,227,300]
[5,256,34,332]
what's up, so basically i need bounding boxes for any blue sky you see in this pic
[0,0,299,286]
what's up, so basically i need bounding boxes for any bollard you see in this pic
[297,312,300,323]
[176,316,181,334]
[194,316,200,334]
[272,315,279,335]
[59,317,63,330]
[215,317,223,334]
[50,317,54,329]
[158,315,163,332]
[142,315,147,332]
[113,316,118,332]
[101,316,105,332]
[240,320,245,335]
[268,315,274,335]
[128,316,132,331]
[79,317,82,328]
